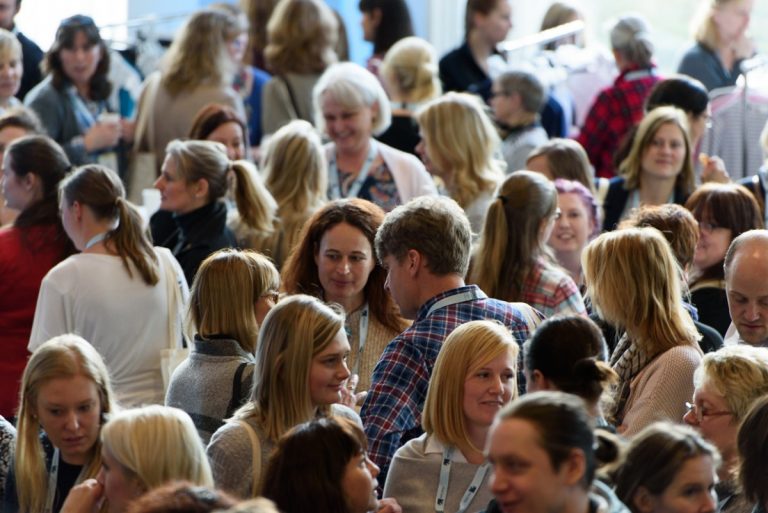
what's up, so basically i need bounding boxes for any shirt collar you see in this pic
[415,284,487,321]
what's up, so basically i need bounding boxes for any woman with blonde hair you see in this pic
[261,0,338,137]
[314,61,436,213]
[134,8,247,171]
[416,91,503,232]
[614,423,719,513]
[683,345,768,513]
[383,320,518,513]
[262,119,328,268]
[469,171,586,318]
[150,139,277,283]
[377,36,441,156]
[30,165,187,407]
[602,106,696,231]
[207,294,360,498]
[281,199,409,395]
[166,249,280,443]
[60,405,214,513]
[678,0,754,91]
[582,227,702,436]
[3,334,117,513]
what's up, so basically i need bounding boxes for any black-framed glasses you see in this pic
[685,401,732,423]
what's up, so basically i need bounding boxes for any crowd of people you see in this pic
[2,0,768,512]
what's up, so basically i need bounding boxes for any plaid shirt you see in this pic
[360,285,533,481]
[576,67,661,178]
[521,259,587,318]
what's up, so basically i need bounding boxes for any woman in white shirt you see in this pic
[29,164,188,406]
[383,320,519,513]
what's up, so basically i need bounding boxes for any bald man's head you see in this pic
[725,230,768,346]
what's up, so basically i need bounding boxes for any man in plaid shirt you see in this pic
[361,196,534,482]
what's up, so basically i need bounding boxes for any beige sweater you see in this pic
[618,345,702,437]
[346,308,404,393]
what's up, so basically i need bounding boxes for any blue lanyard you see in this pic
[344,303,370,377]
[435,445,490,513]
[328,140,378,200]
[84,231,108,250]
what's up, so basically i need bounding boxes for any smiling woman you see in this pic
[281,199,410,395]
[602,106,696,231]
[206,294,362,499]
[383,320,519,513]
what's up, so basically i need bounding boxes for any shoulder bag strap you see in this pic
[279,75,306,122]
[225,363,249,419]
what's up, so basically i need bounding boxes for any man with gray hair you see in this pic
[360,196,536,482]
[491,69,549,174]
[724,229,768,347]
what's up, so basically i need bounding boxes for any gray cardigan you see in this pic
[25,76,111,165]
[165,336,255,444]
[207,404,361,499]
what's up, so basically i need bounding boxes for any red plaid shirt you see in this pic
[576,67,661,178]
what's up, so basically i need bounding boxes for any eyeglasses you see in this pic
[261,290,280,304]
[699,221,724,234]
[685,401,732,424]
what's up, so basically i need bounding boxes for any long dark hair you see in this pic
[358,0,414,55]
[281,198,408,333]
[263,417,367,513]
[10,135,75,258]
[45,15,111,101]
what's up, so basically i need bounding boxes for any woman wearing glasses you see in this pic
[685,183,763,337]
[683,345,768,513]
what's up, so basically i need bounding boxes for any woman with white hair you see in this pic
[313,61,436,212]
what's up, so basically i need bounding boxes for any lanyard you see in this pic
[435,445,490,513]
[328,140,378,200]
[84,231,108,250]
[44,448,61,513]
[425,290,482,318]
[354,303,369,377]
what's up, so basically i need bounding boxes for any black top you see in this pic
[690,286,731,338]
[16,30,44,101]
[150,200,236,285]
[439,42,492,99]
[600,176,690,232]
[376,115,420,157]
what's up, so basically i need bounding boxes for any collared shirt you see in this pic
[360,285,532,482]
[577,66,661,179]
[723,322,768,348]
[521,258,586,318]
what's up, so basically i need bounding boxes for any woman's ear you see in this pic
[633,486,657,513]
[193,178,210,200]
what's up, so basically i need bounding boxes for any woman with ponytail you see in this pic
[468,170,586,318]
[29,164,188,406]
[524,316,618,426]
[150,139,277,284]
[0,135,74,420]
